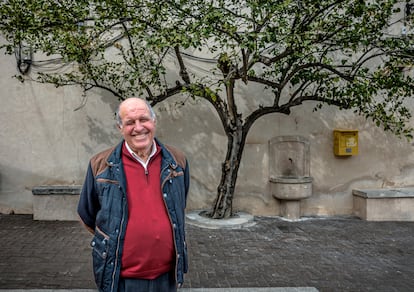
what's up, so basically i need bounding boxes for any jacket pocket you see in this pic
[91,226,110,287]
[96,178,119,184]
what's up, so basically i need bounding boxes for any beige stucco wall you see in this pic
[1,38,414,217]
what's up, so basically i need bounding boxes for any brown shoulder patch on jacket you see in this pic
[90,146,116,177]
[164,144,187,169]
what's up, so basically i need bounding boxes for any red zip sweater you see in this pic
[120,143,174,279]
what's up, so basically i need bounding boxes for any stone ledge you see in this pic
[353,188,414,221]
[32,185,82,195]
[353,187,414,199]
[32,185,81,221]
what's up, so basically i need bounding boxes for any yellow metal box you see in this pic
[333,129,358,156]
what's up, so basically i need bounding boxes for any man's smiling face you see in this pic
[118,98,156,157]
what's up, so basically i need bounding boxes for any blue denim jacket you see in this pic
[77,138,189,292]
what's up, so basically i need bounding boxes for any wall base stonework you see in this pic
[353,188,414,221]
[32,186,81,221]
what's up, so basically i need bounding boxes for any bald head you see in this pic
[116,98,156,128]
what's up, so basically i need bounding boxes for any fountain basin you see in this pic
[270,176,313,200]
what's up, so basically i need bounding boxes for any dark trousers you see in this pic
[118,271,177,292]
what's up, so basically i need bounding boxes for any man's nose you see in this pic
[134,120,144,129]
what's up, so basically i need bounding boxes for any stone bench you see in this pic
[353,188,414,221]
[32,185,82,221]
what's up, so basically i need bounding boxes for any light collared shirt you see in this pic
[124,140,157,171]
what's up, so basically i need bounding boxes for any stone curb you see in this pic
[0,288,318,292]
[185,210,256,229]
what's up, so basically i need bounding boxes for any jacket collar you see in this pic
[107,138,176,167]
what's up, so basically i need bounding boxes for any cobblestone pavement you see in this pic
[1,214,414,292]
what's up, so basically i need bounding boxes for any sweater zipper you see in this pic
[144,166,149,184]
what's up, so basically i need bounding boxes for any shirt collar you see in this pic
[124,140,157,167]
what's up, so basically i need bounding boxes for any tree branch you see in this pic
[174,46,191,84]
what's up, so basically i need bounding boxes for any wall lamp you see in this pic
[15,42,32,75]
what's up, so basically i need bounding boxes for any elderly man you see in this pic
[78,97,190,292]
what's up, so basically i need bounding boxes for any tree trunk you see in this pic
[207,120,245,219]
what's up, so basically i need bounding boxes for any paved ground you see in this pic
[1,213,414,292]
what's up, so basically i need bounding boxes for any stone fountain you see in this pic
[269,135,313,220]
